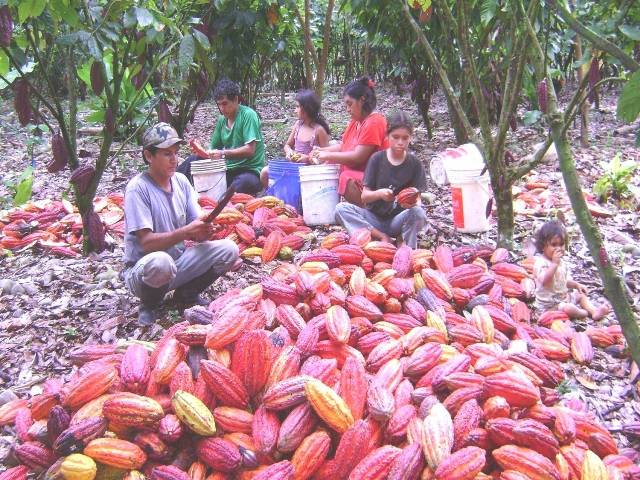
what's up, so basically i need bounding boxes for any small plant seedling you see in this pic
[64,327,80,339]
[593,153,638,206]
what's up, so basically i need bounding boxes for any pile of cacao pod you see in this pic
[0,195,124,257]
[0,193,309,260]
[197,194,311,263]
[1,229,636,480]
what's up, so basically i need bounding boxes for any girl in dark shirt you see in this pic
[335,111,428,248]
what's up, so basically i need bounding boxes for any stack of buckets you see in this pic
[430,143,492,233]
[267,160,341,226]
[191,159,227,201]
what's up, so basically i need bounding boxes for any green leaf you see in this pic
[178,34,195,74]
[523,110,542,126]
[619,24,640,41]
[18,0,46,22]
[13,167,34,206]
[0,51,8,76]
[134,7,153,27]
[481,0,497,26]
[617,71,640,123]
[192,29,210,51]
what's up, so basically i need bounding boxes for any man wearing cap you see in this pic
[122,122,239,326]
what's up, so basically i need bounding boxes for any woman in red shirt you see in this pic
[313,77,388,206]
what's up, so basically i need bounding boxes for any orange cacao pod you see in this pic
[61,366,118,409]
[103,393,164,428]
[84,438,147,470]
[199,360,249,409]
[492,445,560,480]
[290,430,331,480]
[484,369,540,408]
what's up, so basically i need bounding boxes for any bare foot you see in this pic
[592,304,610,321]
[559,302,588,319]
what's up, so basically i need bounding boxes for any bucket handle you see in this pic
[195,172,226,194]
[464,177,493,219]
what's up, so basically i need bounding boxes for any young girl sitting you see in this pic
[334,111,428,249]
[534,220,610,320]
[260,89,330,188]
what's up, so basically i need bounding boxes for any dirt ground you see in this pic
[0,85,639,455]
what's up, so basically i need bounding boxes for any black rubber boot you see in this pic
[172,267,219,308]
[137,283,168,326]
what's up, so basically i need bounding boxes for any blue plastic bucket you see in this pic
[266,159,302,211]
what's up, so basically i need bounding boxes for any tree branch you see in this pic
[552,0,640,72]
[400,1,480,147]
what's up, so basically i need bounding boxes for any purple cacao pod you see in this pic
[537,79,548,114]
[47,130,69,173]
[0,5,12,47]
[158,101,173,123]
[104,107,115,134]
[13,79,33,126]
[83,208,106,253]
[90,61,104,96]
[588,58,600,103]
[70,164,95,195]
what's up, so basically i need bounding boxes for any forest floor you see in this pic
[0,85,639,457]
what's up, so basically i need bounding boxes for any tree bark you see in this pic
[571,7,589,147]
[549,112,640,369]
[314,0,335,97]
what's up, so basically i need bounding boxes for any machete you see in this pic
[203,185,236,223]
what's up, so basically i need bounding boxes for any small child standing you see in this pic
[534,220,610,320]
[260,89,330,188]
[334,111,428,248]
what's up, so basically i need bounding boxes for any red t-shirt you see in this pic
[340,112,388,172]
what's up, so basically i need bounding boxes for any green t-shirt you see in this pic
[210,104,265,176]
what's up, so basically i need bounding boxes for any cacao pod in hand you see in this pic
[47,130,69,173]
[90,61,105,96]
[0,5,12,47]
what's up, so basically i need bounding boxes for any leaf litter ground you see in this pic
[0,85,639,458]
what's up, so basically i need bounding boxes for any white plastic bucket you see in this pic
[299,164,340,225]
[192,160,227,201]
[448,169,491,233]
[430,143,485,186]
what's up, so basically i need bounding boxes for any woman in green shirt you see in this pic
[180,79,265,195]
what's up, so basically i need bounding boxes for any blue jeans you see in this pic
[226,169,262,196]
[335,202,428,249]
[178,155,262,195]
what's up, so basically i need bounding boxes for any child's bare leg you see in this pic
[577,293,610,320]
[558,301,588,319]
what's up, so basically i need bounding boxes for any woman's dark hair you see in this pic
[535,220,567,253]
[213,78,240,101]
[343,76,377,116]
[295,89,331,136]
[387,111,413,135]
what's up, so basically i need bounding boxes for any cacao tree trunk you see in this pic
[314,0,335,97]
[549,111,640,370]
[573,20,589,147]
